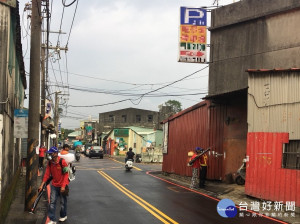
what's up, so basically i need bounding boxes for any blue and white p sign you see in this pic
[180,7,207,26]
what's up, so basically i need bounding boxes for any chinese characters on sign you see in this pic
[238,201,296,218]
[14,109,28,138]
[179,7,207,63]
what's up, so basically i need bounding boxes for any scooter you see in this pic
[235,157,246,185]
[135,154,142,163]
[75,152,81,161]
[125,159,133,171]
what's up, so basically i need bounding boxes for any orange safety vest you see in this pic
[200,154,208,166]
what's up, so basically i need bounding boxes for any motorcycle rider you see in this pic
[74,145,81,161]
[125,147,135,163]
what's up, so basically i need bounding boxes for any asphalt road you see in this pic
[55,155,285,224]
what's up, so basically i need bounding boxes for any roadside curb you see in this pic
[147,171,299,224]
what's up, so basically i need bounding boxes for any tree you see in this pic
[60,128,74,141]
[165,100,182,113]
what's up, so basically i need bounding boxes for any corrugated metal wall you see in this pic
[246,70,300,205]
[208,103,226,180]
[162,96,248,181]
[162,101,210,177]
[246,132,300,206]
[162,100,231,180]
[248,70,300,139]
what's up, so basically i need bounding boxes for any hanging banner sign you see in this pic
[14,109,28,138]
[179,7,207,63]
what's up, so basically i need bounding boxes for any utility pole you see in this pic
[54,91,61,146]
[40,0,50,148]
[40,45,46,147]
[25,0,41,212]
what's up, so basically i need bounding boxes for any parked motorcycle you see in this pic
[125,159,133,171]
[135,154,142,163]
[75,152,81,161]
[235,157,247,185]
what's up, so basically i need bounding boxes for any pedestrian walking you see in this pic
[60,144,70,155]
[38,145,46,169]
[189,147,201,189]
[38,146,69,223]
[199,147,208,188]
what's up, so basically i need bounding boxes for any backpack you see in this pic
[48,158,76,182]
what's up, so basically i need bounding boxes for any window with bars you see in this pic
[148,115,153,122]
[282,140,300,170]
[122,115,127,122]
[109,115,114,122]
[136,115,141,123]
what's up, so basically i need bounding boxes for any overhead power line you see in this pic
[62,0,77,7]
[131,65,209,105]
[49,68,209,86]
[66,0,79,47]
[68,66,209,108]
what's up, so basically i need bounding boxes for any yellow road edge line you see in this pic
[97,171,170,224]
[110,158,142,171]
[98,171,179,224]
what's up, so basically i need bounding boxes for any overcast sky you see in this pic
[19,0,237,129]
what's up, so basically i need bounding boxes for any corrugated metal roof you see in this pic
[161,101,207,124]
[204,88,247,100]
[125,126,156,134]
[68,131,82,137]
[246,68,300,73]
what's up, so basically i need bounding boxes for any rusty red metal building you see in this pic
[162,97,247,181]
[162,101,210,177]
[246,132,300,207]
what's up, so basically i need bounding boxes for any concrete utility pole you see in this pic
[41,39,67,147]
[40,45,46,147]
[25,0,41,212]
[54,91,61,146]
[40,0,50,148]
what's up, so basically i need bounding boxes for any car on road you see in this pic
[89,146,104,159]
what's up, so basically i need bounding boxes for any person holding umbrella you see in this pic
[73,141,83,153]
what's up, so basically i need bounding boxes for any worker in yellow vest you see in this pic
[199,147,208,188]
